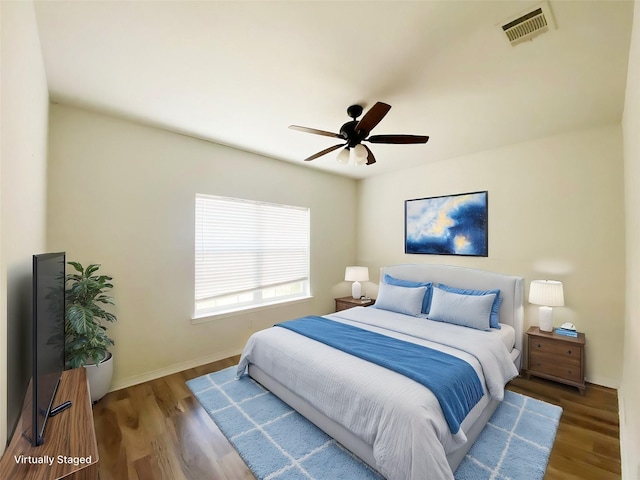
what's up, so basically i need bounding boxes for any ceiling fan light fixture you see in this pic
[336,147,350,165]
[353,144,368,160]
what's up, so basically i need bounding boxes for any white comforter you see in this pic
[237,307,518,480]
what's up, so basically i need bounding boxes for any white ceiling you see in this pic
[33,1,634,179]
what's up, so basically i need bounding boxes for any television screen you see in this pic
[31,252,65,446]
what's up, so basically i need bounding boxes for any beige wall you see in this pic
[0,1,50,451]
[357,124,626,388]
[46,104,358,389]
[2,0,636,470]
[621,2,639,478]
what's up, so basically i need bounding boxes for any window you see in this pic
[195,194,310,317]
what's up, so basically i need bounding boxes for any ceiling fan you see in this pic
[289,102,429,166]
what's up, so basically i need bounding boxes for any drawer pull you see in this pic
[567,350,572,355]
[537,343,542,348]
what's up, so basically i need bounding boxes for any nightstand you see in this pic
[335,296,375,312]
[525,326,586,395]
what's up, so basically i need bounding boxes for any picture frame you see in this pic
[404,191,488,256]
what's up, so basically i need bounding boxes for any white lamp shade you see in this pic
[353,144,368,159]
[529,280,564,307]
[336,148,350,164]
[345,266,369,282]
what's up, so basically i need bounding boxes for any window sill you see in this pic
[191,295,314,324]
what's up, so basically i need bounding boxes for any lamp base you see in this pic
[538,306,554,332]
[352,281,362,299]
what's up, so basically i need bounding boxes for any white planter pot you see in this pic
[84,352,113,403]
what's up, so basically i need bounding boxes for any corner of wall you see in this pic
[620,1,640,478]
[0,0,50,455]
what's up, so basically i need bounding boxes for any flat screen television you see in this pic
[30,252,66,446]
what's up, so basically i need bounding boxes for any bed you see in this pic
[237,264,524,480]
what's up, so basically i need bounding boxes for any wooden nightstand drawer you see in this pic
[528,338,582,366]
[528,356,582,383]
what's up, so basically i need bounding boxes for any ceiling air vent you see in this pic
[501,2,556,46]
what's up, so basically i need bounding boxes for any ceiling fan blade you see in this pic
[367,134,429,144]
[289,125,342,138]
[303,143,345,162]
[363,145,376,165]
[355,102,391,135]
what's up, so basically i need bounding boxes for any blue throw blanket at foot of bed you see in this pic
[275,316,484,433]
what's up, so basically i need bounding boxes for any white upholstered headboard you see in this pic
[380,264,524,353]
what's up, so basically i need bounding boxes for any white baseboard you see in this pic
[109,347,244,392]
[586,374,620,390]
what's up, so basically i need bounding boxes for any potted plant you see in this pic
[65,261,117,402]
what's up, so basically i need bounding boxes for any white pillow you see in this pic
[428,287,495,330]
[374,283,427,317]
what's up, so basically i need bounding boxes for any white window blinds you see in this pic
[195,194,310,316]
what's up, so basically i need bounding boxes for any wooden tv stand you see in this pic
[0,368,99,479]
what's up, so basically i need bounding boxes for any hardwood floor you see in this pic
[508,376,621,480]
[93,358,621,480]
[93,356,251,480]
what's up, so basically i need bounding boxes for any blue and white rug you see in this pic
[455,389,562,479]
[187,367,562,480]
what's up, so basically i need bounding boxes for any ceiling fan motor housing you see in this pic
[340,120,369,146]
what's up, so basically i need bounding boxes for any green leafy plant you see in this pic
[65,262,117,369]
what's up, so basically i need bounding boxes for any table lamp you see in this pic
[529,280,564,332]
[345,266,369,299]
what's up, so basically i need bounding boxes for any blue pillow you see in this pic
[428,287,495,330]
[383,274,433,314]
[374,283,427,317]
[437,283,502,329]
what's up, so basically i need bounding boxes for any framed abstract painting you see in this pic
[405,191,488,256]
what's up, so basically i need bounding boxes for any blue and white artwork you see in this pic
[405,191,488,256]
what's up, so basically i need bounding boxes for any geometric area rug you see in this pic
[455,389,562,479]
[187,367,562,480]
